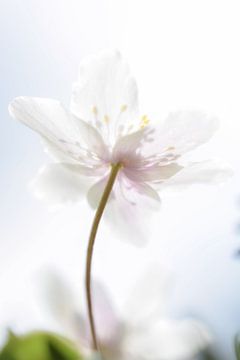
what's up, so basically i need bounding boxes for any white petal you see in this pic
[124,163,183,183]
[87,176,109,209]
[87,162,161,246]
[41,273,121,351]
[41,137,79,164]
[144,163,183,182]
[116,174,161,210]
[87,166,161,206]
[87,173,160,245]
[112,128,146,161]
[159,160,233,191]
[40,271,89,345]
[70,50,139,145]
[123,266,172,327]
[104,174,161,246]
[9,96,108,163]
[123,319,212,360]
[30,163,97,206]
[141,111,219,158]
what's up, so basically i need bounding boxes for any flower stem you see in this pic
[85,163,121,351]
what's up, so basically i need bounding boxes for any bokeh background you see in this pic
[1,1,240,358]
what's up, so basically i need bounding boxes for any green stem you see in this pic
[85,163,121,351]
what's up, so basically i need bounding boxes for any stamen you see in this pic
[104,115,110,123]
[120,104,127,112]
[92,106,100,129]
[140,114,150,129]
[92,106,98,115]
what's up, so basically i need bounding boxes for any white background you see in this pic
[1,1,240,358]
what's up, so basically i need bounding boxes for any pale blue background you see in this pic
[1,1,240,359]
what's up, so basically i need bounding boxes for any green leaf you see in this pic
[235,333,240,360]
[0,331,83,360]
[200,350,221,360]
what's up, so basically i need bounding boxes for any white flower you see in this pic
[9,50,231,244]
[42,268,212,360]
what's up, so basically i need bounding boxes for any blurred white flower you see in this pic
[9,50,232,244]
[42,268,212,360]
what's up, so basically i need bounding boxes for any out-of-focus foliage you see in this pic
[0,331,83,360]
[200,350,222,360]
[235,333,240,360]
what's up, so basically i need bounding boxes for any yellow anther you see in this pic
[104,115,110,123]
[140,114,150,128]
[141,115,150,124]
[166,146,175,151]
[120,104,127,112]
[92,106,98,115]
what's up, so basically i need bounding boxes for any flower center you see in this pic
[111,161,123,170]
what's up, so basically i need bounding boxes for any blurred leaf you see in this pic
[200,350,221,360]
[235,333,240,360]
[195,347,225,360]
[0,331,83,360]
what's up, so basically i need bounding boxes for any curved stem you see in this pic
[85,163,121,351]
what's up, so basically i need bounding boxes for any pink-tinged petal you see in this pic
[115,174,161,210]
[158,160,233,191]
[30,163,98,206]
[92,281,122,347]
[141,111,219,158]
[112,128,146,162]
[133,181,161,206]
[104,174,161,246]
[9,97,108,163]
[122,319,212,360]
[87,162,161,245]
[70,50,139,145]
[42,273,121,351]
[123,163,183,183]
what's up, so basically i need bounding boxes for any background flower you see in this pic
[41,267,212,360]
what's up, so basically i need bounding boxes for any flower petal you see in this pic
[112,128,146,161]
[9,96,108,163]
[123,318,212,360]
[87,176,109,209]
[41,272,121,351]
[158,160,233,191]
[92,281,122,347]
[87,168,161,210]
[87,174,161,245]
[104,174,161,246]
[70,50,139,146]
[30,163,97,206]
[124,163,183,183]
[117,174,161,210]
[40,271,89,346]
[141,111,219,158]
